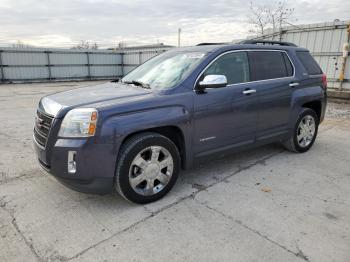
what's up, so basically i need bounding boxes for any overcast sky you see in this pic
[0,0,349,48]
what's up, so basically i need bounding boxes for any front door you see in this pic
[193,51,258,156]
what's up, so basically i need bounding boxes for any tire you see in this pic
[115,132,180,204]
[283,108,319,153]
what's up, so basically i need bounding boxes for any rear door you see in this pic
[248,50,296,141]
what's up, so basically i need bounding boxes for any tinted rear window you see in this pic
[296,51,322,75]
[249,51,290,81]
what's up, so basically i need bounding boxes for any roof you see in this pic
[167,42,307,54]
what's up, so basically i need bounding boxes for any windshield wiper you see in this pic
[123,80,151,89]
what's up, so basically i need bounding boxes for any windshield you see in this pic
[122,51,206,89]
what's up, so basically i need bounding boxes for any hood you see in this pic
[40,82,152,117]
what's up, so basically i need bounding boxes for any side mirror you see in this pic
[196,75,227,92]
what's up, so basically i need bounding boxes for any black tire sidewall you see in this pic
[116,134,180,204]
[293,109,319,153]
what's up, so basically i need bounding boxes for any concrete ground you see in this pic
[0,81,349,262]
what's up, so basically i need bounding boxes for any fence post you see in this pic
[139,51,142,65]
[120,52,125,77]
[86,51,91,79]
[45,51,52,81]
[0,50,4,83]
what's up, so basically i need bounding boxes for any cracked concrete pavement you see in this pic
[0,81,349,262]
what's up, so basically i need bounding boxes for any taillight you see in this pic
[322,74,327,89]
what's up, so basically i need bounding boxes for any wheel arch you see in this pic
[119,125,187,169]
[302,100,322,121]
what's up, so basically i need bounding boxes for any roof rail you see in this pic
[196,42,227,46]
[240,40,297,47]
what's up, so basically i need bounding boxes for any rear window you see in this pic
[296,51,322,75]
[249,51,292,81]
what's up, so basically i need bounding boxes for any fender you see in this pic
[290,85,325,129]
[99,105,194,168]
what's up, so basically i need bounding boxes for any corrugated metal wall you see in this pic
[255,20,350,90]
[0,47,170,83]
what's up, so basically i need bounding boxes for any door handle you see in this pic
[289,82,299,87]
[242,89,256,95]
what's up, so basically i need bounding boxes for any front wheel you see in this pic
[283,108,319,153]
[115,132,180,204]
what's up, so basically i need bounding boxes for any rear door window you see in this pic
[249,51,290,81]
[296,51,322,75]
[202,52,250,85]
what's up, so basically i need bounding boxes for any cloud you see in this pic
[0,0,349,48]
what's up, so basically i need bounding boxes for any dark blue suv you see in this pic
[33,40,327,203]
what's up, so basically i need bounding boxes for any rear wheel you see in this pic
[115,132,180,204]
[283,108,319,153]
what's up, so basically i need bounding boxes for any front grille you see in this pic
[34,110,54,148]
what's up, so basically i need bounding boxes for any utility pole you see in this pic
[178,28,181,47]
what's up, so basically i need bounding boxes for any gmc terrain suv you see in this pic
[33,40,327,203]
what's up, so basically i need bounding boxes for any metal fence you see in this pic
[253,20,350,90]
[1,20,349,90]
[0,47,171,83]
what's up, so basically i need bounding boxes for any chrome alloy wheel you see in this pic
[129,146,174,196]
[297,115,316,148]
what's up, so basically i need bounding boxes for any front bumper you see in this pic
[34,136,116,194]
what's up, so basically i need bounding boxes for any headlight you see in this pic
[58,108,98,137]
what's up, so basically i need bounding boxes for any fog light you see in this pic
[68,151,77,174]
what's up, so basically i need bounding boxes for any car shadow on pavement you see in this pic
[79,143,282,210]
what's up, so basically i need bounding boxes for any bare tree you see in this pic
[90,42,99,50]
[248,1,295,36]
[71,40,99,50]
[248,1,269,35]
[268,2,295,33]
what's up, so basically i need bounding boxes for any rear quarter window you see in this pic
[249,51,291,81]
[282,52,294,77]
[296,51,322,75]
